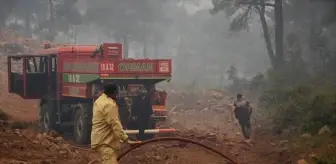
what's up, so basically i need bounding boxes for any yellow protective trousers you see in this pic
[97,145,118,164]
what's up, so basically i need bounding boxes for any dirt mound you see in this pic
[0,121,97,164]
[0,109,97,164]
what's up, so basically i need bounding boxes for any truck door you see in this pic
[8,56,24,97]
[23,56,49,98]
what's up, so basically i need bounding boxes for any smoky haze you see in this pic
[4,0,335,90]
[54,0,270,89]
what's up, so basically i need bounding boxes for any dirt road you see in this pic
[0,123,282,164]
[0,94,285,164]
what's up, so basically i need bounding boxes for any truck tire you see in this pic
[73,105,92,145]
[39,101,59,132]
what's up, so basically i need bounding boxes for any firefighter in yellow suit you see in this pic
[91,83,139,164]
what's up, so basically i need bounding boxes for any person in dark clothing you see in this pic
[116,96,131,128]
[130,88,153,140]
[233,93,252,141]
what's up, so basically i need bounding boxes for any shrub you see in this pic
[259,82,336,134]
[312,155,336,164]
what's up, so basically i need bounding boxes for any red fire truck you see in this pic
[7,43,175,144]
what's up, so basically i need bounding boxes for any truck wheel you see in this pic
[136,121,156,141]
[73,108,91,144]
[39,102,58,132]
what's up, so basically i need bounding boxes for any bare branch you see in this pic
[236,1,274,7]
[210,0,274,15]
[229,4,253,32]
[210,0,233,15]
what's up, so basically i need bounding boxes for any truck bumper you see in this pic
[124,128,176,134]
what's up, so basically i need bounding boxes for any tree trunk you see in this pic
[142,22,148,58]
[257,1,276,67]
[123,33,129,58]
[25,13,31,37]
[274,0,284,67]
[154,43,159,59]
[143,36,148,58]
[48,0,55,41]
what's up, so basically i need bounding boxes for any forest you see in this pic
[1,0,336,163]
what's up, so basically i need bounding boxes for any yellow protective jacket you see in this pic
[91,94,129,151]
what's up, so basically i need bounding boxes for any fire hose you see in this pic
[88,137,239,164]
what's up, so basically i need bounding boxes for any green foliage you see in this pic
[0,0,83,39]
[259,69,336,134]
[312,155,336,164]
[210,1,336,136]
[250,72,265,90]
[210,0,255,32]
[257,26,336,133]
